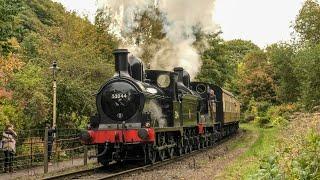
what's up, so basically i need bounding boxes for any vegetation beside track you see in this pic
[216,123,280,179]
[217,112,320,179]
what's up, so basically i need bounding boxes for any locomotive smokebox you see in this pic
[113,49,129,76]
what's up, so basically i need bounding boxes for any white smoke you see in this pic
[150,39,200,80]
[98,0,152,36]
[98,0,217,78]
[143,100,166,128]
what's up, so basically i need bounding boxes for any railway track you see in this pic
[42,134,236,180]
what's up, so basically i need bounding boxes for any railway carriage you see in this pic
[80,49,240,165]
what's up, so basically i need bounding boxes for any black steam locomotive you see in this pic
[80,49,240,165]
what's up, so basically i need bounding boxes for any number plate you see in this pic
[111,93,128,99]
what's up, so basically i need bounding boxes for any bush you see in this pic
[242,114,255,123]
[254,116,270,127]
[265,104,299,126]
[244,99,273,126]
[244,99,259,122]
[249,155,283,180]
[251,131,320,179]
[244,103,300,127]
[291,131,320,179]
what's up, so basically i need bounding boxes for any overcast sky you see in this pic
[53,0,306,48]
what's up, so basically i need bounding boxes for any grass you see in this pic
[218,123,281,179]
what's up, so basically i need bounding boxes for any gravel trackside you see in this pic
[122,129,258,180]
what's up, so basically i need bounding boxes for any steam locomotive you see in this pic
[80,49,240,165]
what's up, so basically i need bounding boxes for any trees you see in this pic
[223,40,260,95]
[294,44,320,109]
[294,0,320,44]
[129,7,167,63]
[0,0,118,130]
[224,39,260,64]
[0,0,23,55]
[2,0,320,131]
[266,43,300,103]
[238,51,276,107]
[196,33,231,86]
[293,0,320,109]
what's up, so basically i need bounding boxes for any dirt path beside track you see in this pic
[122,128,259,180]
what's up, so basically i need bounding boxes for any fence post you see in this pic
[44,127,48,173]
[30,134,33,168]
[84,145,88,166]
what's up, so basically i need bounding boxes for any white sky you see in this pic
[215,0,305,48]
[52,0,306,48]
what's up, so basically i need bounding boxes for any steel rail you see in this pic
[42,165,103,180]
[96,134,235,180]
[42,133,236,180]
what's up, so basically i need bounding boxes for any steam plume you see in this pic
[98,0,217,78]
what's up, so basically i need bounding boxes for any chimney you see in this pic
[113,49,129,76]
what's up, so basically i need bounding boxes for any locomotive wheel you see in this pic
[200,137,205,149]
[207,135,212,146]
[177,145,183,156]
[188,139,193,153]
[211,134,216,145]
[205,136,209,147]
[183,138,189,154]
[184,143,189,154]
[196,137,201,150]
[158,149,166,161]
[148,147,156,164]
[168,147,174,159]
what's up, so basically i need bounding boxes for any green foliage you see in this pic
[244,100,273,127]
[291,131,320,179]
[266,43,300,103]
[243,99,259,123]
[249,155,283,180]
[224,39,260,64]
[223,40,260,95]
[1,0,320,133]
[0,100,24,130]
[0,0,23,55]
[131,7,166,43]
[250,131,320,179]
[294,44,320,109]
[196,33,232,86]
[266,104,298,126]
[126,7,166,63]
[294,0,320,44]
[238,51,276,108]
[27,0,64,26]
[21,32,42,60]
[95,10,119,62]
[244,101,298,127]
[0,0,118,131]
[8,63,50,127]
[221,123,281,179]
[57,80,94,128]
[10,63,46,97]
[237,0,320,112]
